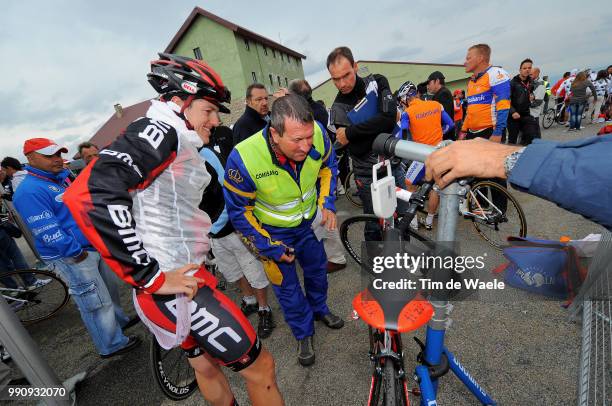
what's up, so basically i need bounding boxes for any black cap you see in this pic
[427,71,445,82]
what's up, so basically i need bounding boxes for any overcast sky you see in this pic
[2,0,610,161]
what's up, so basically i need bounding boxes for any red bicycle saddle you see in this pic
[352,289,433,333]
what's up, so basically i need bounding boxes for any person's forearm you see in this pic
[509,137,612,230]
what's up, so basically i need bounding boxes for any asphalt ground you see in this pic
[4,120,607,405]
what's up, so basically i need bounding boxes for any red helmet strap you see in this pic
[180,95,196,130]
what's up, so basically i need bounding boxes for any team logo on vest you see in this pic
[255,170,278,180]
[48,185,61,193]
[228,169,243,183]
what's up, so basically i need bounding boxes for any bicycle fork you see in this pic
[368,329,411,405]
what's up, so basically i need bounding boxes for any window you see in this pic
[272,49,276,58]
[285,77,288,87]
[269,74,273,86]
[252,72,257,82]
[280,53,284,62]
[193,47,202,60]
[244,39,250,51]
[263,46,268,56]
[277,76,281,86]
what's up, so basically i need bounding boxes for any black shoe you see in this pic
[100,335,141,359]
[257,309,275,339]
[297,336,315,366]
[240,299,258,317]
[315,312,345,329]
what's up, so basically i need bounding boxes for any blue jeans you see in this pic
[569,103,585,129]
[0,228,36,289]
[355,163,409,242]
[48,251,130,355]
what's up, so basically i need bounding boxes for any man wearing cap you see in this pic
[13,138,140,358]
[427,71,455,140]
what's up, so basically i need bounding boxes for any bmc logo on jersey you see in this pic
[107,205,151,266]
[181,81,198,94]
[138,120,172,150]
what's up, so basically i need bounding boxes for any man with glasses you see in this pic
[233,83,270,145]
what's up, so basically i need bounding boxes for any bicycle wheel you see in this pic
[339,215,433,267]
[344,170,363,208]
[1,269,69,324]
[542,108,556,129]
[382,359,397,406]
[467,181,527,249]
[150,336,197,401]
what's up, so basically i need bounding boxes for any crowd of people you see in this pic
[1,41,612,406]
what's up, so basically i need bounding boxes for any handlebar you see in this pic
[372,133,436,163]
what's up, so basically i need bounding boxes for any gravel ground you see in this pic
[4,120,606,405]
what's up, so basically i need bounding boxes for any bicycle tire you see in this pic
[382,359,397,406]
[339,215,432,267]
[467,181,527,249]
[344,170,363,208]
[150,336,198,401]
[542,108,556,129]
[1,269,69,324]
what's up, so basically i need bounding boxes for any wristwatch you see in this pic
[504,147,526,177]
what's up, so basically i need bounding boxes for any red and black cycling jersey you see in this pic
[65,112,223,293]
[65,116,176,291]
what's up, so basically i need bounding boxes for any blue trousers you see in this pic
[48,251,130,355]
[263,219,329,340]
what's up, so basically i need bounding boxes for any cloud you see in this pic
[378,46,424,61]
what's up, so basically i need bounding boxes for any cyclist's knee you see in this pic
[241,348,276,384]
[188,353,223,379]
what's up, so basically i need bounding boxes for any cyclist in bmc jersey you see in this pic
[65,53,283,406]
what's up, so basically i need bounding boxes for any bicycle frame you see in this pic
[371,134,497,406]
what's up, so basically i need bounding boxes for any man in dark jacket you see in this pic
[232,83,270,145]
[427,71,455,140]
[508,58,539,145]
[327,46,405,241]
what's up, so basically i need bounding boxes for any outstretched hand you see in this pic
[425,138,522,188]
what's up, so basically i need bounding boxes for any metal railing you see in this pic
[569,232,612,406]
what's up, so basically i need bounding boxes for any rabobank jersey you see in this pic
[462,66,511,136]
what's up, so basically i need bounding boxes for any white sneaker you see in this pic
[336,184,346,196]
[410,216,419,231]
[26,278,52,291]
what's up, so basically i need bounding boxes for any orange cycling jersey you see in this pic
[461,66,511,136]
[404,99,446,146]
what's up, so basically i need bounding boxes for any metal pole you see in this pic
[424,182,461,399]
[0,296,70,405]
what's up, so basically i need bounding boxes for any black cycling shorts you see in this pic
[136,266,261,372]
